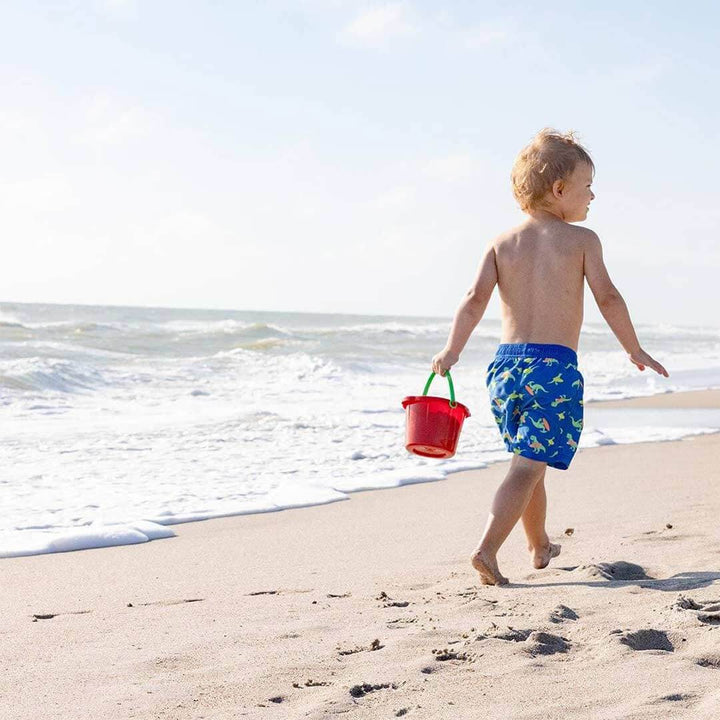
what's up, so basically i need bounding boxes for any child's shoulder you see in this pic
[563,224,603,255]
[490,221,601,259]
[514,219,600,243]
[564,223,599,241]
[488,220,602,254]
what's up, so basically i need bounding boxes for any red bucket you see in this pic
[402,371,470,459]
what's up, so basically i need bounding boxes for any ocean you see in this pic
[1,301,719,558]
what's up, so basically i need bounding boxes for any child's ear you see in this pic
[552,179,564,198]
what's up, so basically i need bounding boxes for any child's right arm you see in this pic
[432,242,498,376]
[583,231,669,377]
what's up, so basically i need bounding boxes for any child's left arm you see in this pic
[432,242,497,376]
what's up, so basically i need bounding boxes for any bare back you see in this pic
[493,219,587,351]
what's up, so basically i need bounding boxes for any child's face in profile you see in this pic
[558,162,595,222]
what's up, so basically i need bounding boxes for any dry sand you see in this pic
[2,391,720,719]
[588,389,720,409]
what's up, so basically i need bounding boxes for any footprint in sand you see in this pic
[456,588,500,607]
[348,682,399,698]
[387,616,418,629]
[475,626,570,655]
[671,595,720,625]
[420,665,439,674]
[292,679,331,688]
[337,639,384,656]
[432,648,474,662]
[524,632,570,656]
[377,591,410,608]
[648,692,698,706]
[548,604,579,624]
[476,626,532,642]
[615,628,675,652]
[695,654,720,669]
[569,561,652,581]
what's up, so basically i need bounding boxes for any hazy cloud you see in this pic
[0,175,76,213]
[461,25,508,49]
[422,153,477,183]
[607,60,667,85]
[373,184,417,210]
[78,93,159,146]
[94,0,138,20]
[338,2,419,46]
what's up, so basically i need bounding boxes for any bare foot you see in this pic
[470,548,509,586]
[530,541,561,569]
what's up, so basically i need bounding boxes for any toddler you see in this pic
[432,129,669,585]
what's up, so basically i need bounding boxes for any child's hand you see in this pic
[628,348,669,377]
[432,349,459,377]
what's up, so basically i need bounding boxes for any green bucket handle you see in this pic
[423,371,457,408]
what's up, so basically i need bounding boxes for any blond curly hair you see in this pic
[511,129,594,212]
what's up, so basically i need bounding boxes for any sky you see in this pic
[1,1,719,326]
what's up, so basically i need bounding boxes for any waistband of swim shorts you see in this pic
[495,343,577,364]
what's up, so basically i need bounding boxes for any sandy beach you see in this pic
[588,389,720,409]
[3,391,720,720]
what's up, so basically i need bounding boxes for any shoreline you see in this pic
[1,388,718,561]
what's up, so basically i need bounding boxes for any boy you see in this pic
[431,129,669,586]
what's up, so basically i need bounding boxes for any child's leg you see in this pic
[520,472,561,569]
[470,454,547,585]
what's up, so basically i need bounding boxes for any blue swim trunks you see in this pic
[486,343,584,470]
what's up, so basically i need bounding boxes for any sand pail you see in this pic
[402,371,471,459]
